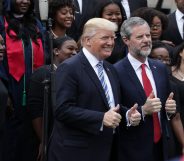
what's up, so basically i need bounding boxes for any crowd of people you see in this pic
[0,0,184,161]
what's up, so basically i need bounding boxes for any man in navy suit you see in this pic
[114,17,176,161]
[48,17,141,161]
[115,0,147,18]
[162,0,184,46]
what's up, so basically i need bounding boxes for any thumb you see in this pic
[167,92,174,100]
[129,103,138,114]
[148,91,155,99]
[112,104,120,112]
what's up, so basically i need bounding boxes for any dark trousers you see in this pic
[154,137,163,161]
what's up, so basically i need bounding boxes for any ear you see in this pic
[179,50,184,57]
[86,36,92,47]
[122,36,129,46]
[53,48,59,56]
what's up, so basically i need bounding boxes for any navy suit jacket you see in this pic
[128,0,147,14]
[114,57,171,161]
[115,0,147,16]
[48,51,126,161]
[162,12,183,46]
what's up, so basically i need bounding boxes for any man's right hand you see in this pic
[103,104,122,128]
[142,91,162,115]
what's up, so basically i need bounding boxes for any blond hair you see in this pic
[81,18,117,42]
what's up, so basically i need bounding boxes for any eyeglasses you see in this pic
[150,56,171,65]
[150,24,162,30]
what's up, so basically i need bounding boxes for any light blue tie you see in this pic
[97,61,111,107]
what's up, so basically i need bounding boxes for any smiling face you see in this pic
[55,6,74,28]
[14,0,31,14]
[86,29,115,60]
[101,3,123,28]
[123,24,152,62]
[55,40,78,63]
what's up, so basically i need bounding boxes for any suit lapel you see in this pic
[103,62,118,106]
[148,60,162,98]
[124,57,146,101]
[79,52,110,109]
[172,12,183,41]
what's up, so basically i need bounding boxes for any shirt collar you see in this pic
[176,9,184,21]
[82,47,100,68]
[127,53,150,71]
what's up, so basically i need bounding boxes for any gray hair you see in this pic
[120,17,149,39]
[81,18,117,42]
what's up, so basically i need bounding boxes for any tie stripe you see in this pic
[97,61,111,107]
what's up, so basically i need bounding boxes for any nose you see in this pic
[71,50,77,56]
[66,11,73,18]
[142,35,150,42]
[111,14,117,20]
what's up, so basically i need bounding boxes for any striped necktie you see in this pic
[97,61,111,107]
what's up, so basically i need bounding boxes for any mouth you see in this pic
[103,47,114,52]
[141,45,151,50]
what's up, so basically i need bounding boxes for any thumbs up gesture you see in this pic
[142,91,162,115]
[128,103,141,126]
[165,92,176,114]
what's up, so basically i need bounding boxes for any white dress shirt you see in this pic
[127,53,157,96]
[76,0,82,13]
[83,47,115,108]
[175,9,184,39]
[127,53,162,124]
[121,0,131,18]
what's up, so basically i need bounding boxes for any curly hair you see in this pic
[49,0,75,20]
[132,7,168,31]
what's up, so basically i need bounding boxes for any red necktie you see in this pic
[141,64,161,143]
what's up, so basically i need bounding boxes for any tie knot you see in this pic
[141,64,146,70]
[97,61,103,68]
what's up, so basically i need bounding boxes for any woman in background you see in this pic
[132,7,175,47]
[49,0,75,39]
[0,0,46,160]
[28,36,78,161]
[96,0,127,63]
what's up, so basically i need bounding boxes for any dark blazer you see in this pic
[0,79,8,161]
[115,0,147,16]
[128,0,147,14]
[162,12,183,46]
[67,0,97,41]
[114,57,170,161]
[48,51,126,161]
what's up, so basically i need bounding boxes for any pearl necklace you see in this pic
[50,29,58,39]
[177,70,184,81]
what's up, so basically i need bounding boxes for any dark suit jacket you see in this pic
[114,57,170,161]
[128,0,147,14]
[67,0,97,41]
[0,79,8,161]
[48,51,126,161]
[162,12,183,46]
[115,0,147,16]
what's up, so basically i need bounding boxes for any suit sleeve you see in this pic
[55,63,104,135]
